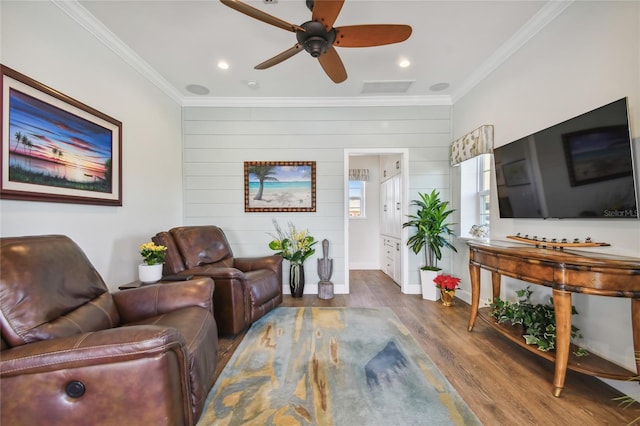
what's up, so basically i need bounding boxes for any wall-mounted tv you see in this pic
[494,98,638,219]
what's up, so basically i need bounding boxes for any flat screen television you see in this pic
[494,98,638,219]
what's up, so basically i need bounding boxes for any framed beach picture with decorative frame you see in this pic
[244,161,316,212]
[1,65,122,206]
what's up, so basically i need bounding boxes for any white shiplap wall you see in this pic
[1,1,184,289]
[182,105,452,295]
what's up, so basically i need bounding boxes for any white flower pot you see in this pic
[420,269,442,301]
[139,263,163,283]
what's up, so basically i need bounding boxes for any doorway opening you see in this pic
[343,148,409,294]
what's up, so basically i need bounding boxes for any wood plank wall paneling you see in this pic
[182,105,452,292]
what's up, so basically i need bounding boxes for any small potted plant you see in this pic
[402,189,457,300]
[139,241,167,283]
[433,274,461,306]
[269,220,317,297]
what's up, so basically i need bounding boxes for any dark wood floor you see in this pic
[215,270,639,425]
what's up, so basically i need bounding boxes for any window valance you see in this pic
[349,169,369,181]
[450,125,494,166]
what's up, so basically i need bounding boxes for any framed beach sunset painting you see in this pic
[244,161,316,212]
[1,65,122,206]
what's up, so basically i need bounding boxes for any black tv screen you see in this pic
[494,98,638,219]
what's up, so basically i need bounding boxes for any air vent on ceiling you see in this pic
[361,80,415,94]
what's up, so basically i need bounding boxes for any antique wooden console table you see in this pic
[467,240,640,397]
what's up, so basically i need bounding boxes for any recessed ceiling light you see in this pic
[429,82,450,92]
[247,80,259,89]
[217,60,229,70]
[186,84,210,95]
[398,59,411,68]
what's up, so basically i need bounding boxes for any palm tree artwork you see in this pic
[21,135,29,151]
[245,161,316,212]
[14,131,22,152]
[13,132,34,165]
[4,68,121,204]
[248,165,278,200]
[52,147,64,176]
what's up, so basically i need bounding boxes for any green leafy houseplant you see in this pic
[402,190,457,271]
[613,358,640,424]
[489,286,586,354]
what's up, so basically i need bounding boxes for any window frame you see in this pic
[459,153,491,237]
[348,180,366,219]
[477,154,491,227]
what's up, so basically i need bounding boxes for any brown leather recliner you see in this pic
[0,235,218,426]
[153,226,283,335]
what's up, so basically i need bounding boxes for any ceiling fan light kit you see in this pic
[297,21,336,58]
[220,0,412,84]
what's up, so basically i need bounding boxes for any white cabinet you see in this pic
[380,155,401,180]
[392,238,402,284]
[391,175,401,236]
[380,174,401,238]
[379,154,403,285]
[381,236,401,285]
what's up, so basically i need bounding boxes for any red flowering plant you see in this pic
[433,274,461,291]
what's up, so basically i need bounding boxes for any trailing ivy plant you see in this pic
[613,356,640,425]
[489,286,587,354]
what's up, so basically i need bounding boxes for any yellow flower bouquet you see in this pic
[139,242,167,265]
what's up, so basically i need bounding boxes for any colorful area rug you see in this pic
[198,307,480,426]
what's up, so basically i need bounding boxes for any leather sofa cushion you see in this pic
[123,306,218,417]
[0,236,119,347]
[171,226,234,269]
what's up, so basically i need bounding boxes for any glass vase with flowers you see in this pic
[268,220,317,297]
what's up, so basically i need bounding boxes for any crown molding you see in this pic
[49,1,450,108]
[52,0,184,104]
[451,0,574,104]
[53,0,571,108]
[53,1,449,108]
[181,95,452,108]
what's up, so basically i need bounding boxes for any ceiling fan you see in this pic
[220,0,412,83]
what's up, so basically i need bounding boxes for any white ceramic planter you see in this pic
[138,263,163,283]
[419,269,441,301]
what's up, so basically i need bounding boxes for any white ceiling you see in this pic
[61,0,570,105]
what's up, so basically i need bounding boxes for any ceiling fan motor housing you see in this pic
[297,21,336,57]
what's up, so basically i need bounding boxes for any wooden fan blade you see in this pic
[311,0,345,31]
[318,46,347,83]
[255,44,304,70]
[334,24,412,47]
[220,0,303,32]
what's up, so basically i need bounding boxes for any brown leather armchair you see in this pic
[0,235,218,426]
[153,226,283,335]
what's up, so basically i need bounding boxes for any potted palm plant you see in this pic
[402,190,457,300]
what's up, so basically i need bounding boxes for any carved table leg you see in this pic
[632,299,640,376]
[468,262,481,332]
[552,289,572,397]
